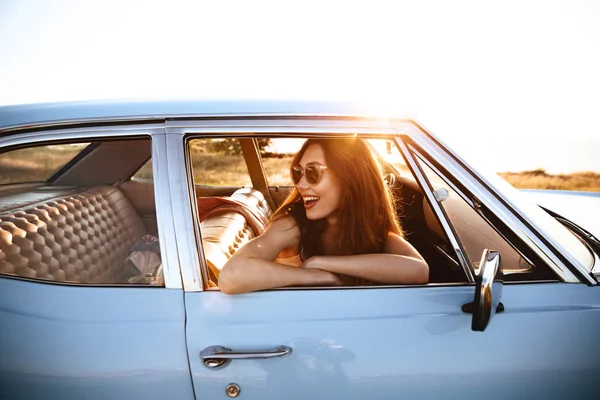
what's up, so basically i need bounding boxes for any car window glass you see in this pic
[189,138,252,187]
[415,155,534,276]
[132,159,153,180]
[0,137,164,287]
[0,143,89,185]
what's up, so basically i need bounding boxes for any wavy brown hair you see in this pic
[272,138,402,258]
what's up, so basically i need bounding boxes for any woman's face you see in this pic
[295,144,344,222]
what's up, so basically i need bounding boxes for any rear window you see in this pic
[0,143,89,185]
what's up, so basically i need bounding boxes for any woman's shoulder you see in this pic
[269,216,301,233]
[265,216,301,245]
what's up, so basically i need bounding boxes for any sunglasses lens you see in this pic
[305,166,320,185]
[291,167,303,184]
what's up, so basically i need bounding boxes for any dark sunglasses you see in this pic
[291,163,328,185]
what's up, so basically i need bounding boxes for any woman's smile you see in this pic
[303,195,320,209]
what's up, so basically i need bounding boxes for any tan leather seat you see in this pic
[198,188,275,285]
[0,186,146,283]
[200,210,257,283]
[230,187,273,221]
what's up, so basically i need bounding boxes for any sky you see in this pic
[0,0,599,173]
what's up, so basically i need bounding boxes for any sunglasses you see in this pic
[291,163,329,185]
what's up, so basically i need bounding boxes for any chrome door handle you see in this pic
[200,345,292,368]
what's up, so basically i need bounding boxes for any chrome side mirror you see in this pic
[462,249,504,332]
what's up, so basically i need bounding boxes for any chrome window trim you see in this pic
[164,132,204,292]
[165,117,401,130]
[0,123,166,146]
[395,138,475,283]
[152,133,184,290]
[401,124,584,283]
[412,151,476,208]
[0,126,184,290]
[591,251,600,281]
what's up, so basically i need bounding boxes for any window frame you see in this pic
[399,130,590,284]
[0,124,182,289]
[177,130,473,292]
[407,145,550,281]
[168,117,593,291]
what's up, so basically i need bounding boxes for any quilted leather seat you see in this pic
[0,186,146,283]
[199,188,273,285]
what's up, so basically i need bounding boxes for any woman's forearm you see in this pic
[219,257,339,294]
[304,254,429,284]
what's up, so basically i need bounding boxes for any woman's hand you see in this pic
[305,268,345,286]
[300,256,320,269]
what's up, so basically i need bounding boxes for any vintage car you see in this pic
[0,99,598,399]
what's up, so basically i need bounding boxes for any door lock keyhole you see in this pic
[226,383,241,398]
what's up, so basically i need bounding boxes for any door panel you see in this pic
[186,284,600,399]
[0,278,194,400]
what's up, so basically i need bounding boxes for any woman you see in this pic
[218,138,429,294]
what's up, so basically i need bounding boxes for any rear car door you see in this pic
[0,128,194,399]
[169,122,600,399]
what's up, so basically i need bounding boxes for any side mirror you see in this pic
[462,249,504,332]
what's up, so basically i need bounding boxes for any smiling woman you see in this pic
[217,138,429,294]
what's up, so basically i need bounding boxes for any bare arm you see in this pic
[218,217,341,294]
[303,232,429,284]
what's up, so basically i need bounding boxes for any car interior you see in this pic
[0,135,559,288]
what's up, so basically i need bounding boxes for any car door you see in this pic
[0,130,194,400]
[184,283,600,399]
[173,128,600,399]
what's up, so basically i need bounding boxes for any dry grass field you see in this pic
[499,169,600,192]
[1,144,599,192]
[0,144,87,184]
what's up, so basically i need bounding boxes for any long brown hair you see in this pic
[272,138,402,258]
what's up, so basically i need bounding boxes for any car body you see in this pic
[0,99,599,399]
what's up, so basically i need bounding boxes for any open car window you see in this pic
[191,135,472,290]
[0,137,164,287]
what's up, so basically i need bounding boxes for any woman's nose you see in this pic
[295,175,310,190]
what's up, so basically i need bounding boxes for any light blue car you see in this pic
[1,99,598,399]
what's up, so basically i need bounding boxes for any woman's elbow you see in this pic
[415,260,429,284]
[218,263,244,295]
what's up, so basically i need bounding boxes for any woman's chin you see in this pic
[305,207,324,220]
[305,204,339,221]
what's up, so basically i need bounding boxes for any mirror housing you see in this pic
[463,249,504,331]
[473,249,503,331]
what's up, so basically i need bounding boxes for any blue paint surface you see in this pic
[0,278,194,400]
[185,283,600,399]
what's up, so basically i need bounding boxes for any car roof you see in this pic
[0,98,412,132]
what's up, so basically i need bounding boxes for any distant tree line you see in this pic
[203,138,272,156]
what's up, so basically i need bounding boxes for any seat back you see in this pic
[197,188,274,285]
[0,186,146,283]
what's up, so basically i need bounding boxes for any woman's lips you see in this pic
[303,196,319,210]
[305,201,317,210]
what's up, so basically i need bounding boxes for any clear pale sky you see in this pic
[1,0,599,172]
